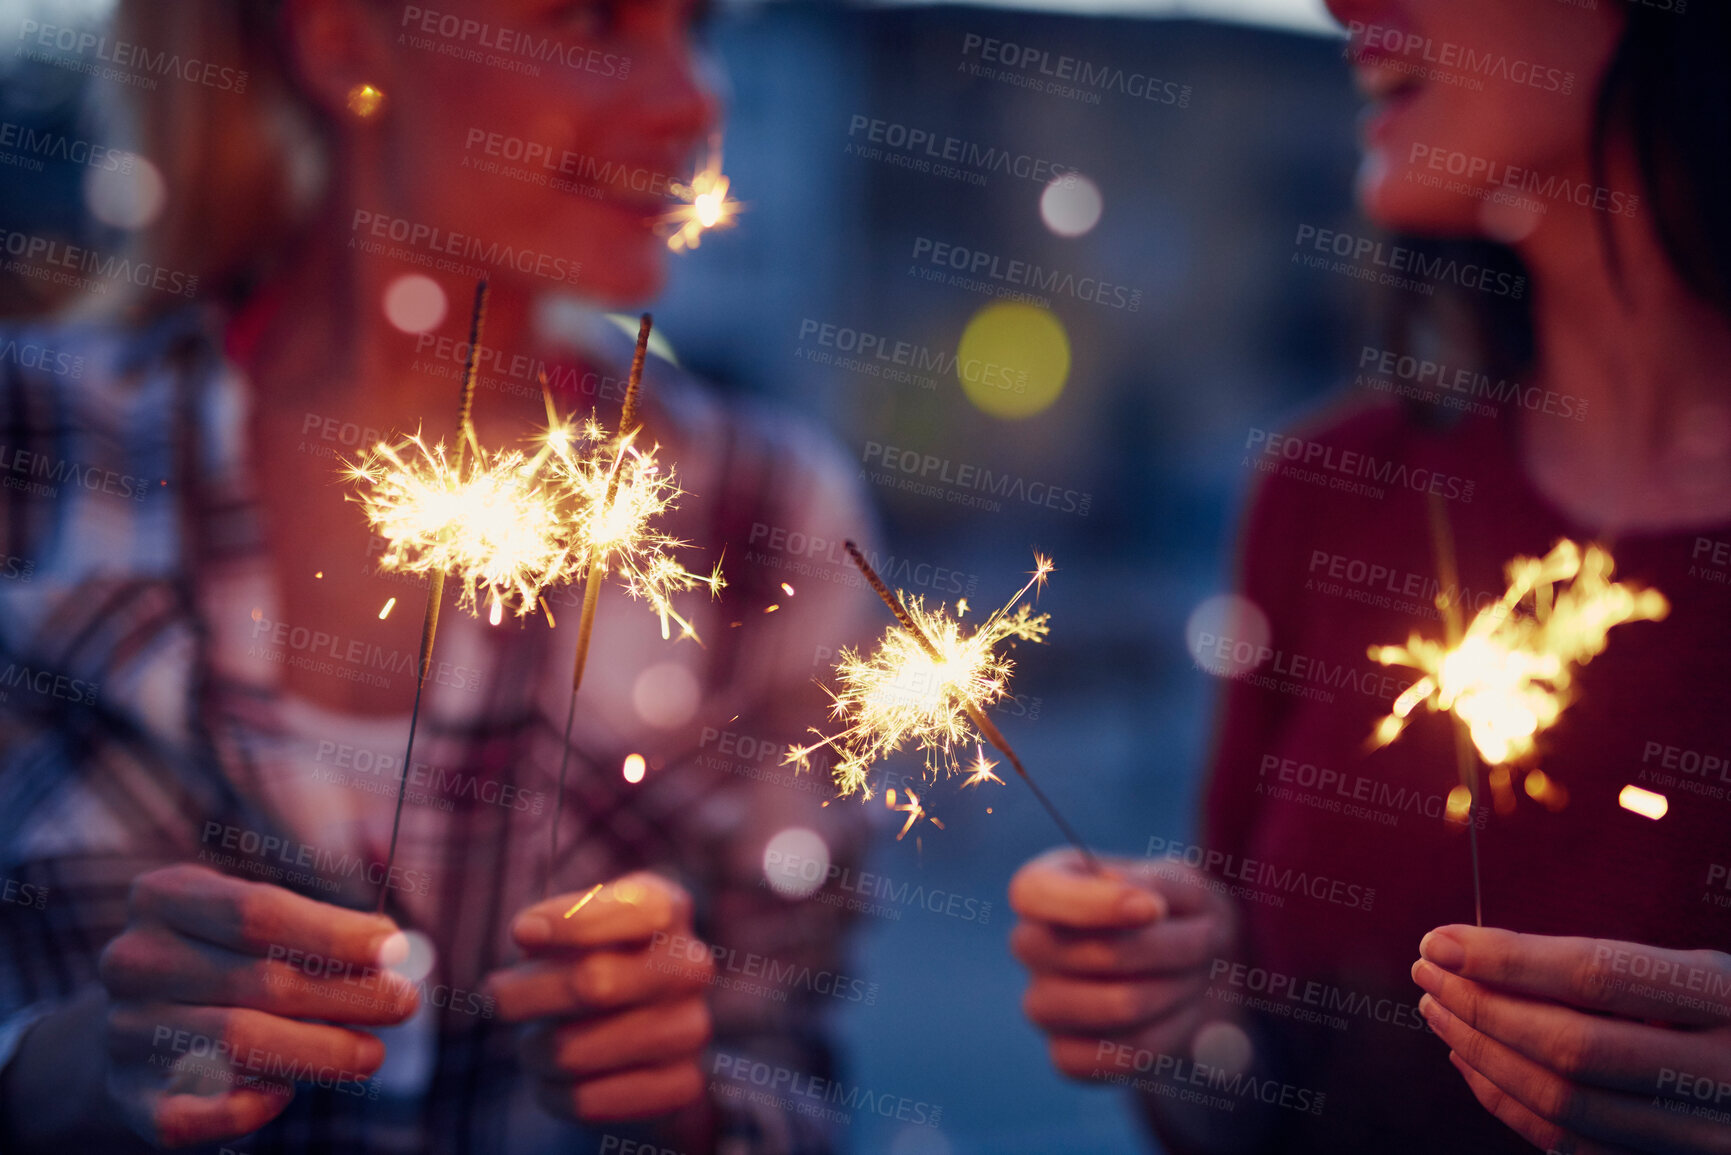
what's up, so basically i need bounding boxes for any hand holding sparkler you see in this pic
[1413,925,1731,1155]
[486,872,714,1124]
[93,864,418,1147]
[789,542,1099,871]
[1010,848,1246,1090]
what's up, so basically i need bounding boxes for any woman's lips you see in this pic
[1353,64,1423,147]
[1362,90,1420,147]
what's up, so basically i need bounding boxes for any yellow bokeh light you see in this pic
[955,303,1071,420]
[1618,784,1668,821]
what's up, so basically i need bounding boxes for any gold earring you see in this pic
[346,83,385,119]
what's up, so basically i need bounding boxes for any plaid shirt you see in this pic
[0,305,878,1154]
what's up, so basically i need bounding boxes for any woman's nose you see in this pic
[629,19,722,146]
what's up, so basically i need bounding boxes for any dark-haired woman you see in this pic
[1012,2,1731,1152]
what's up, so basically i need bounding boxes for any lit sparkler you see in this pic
[790,542,1099,870]
[344,432,576,625]
[662,140,742,252]
[541,315,724,897]
[1370,538,1668,766]
[540,421,723,648]
[1369,502,1668,924]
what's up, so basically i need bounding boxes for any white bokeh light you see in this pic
[631,661,700,729]
[386,929,437,985]
[1040,173,1104,238]
[1185,593,1271,678]
[382,274,448,334]
[83,154,166,230]
[1193,1020,1255,1074]
[762,827,830,899]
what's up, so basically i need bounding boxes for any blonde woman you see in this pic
[0,1,873,1151]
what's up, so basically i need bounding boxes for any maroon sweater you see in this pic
[1194,399,1731,1152]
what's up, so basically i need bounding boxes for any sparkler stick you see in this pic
[543,311,642,898]
[836,541,1101,873]
[545,315,727,897]
[1426,495,1484,926]
[374,279,489,913]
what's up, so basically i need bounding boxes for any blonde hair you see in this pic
[114,0,324,312]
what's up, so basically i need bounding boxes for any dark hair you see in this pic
[1378,2,1731,417]
[1597,3,1731,308]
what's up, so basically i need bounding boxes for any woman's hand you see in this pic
[97,863,418,1148]
[1414,925,1731,1153]
[1009,848,1240,1082]
[485,873,714,1125]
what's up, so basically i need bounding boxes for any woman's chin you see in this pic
[1357,163,1485,240]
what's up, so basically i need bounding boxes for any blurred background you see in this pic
[0,0,1376,1149]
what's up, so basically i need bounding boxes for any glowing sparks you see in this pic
[379,597,396,620]
[1370,540,1668,768]
[1618,784,1668,820]
[562,882,605,919]
[345,83,385,119]
[345,430,576,621]
[787,553,1053,798]
[622,753,647,784]
[892,786,941,841]
[538,410,724,644]
[662,142,742,252]
[1523,768,1567,811]
[962,747,1003,788]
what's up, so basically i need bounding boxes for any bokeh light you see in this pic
[83,155,166,230]
[387,929,437,984]
[1185,594,1272,679]
[631,660,700,729]
[1040,172,1103,238]
[1192,1020,1254,1074]
[955,302,1070,420]
[762,827,829,899]
[1618,784,1668,821]
[382,274,448,334]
